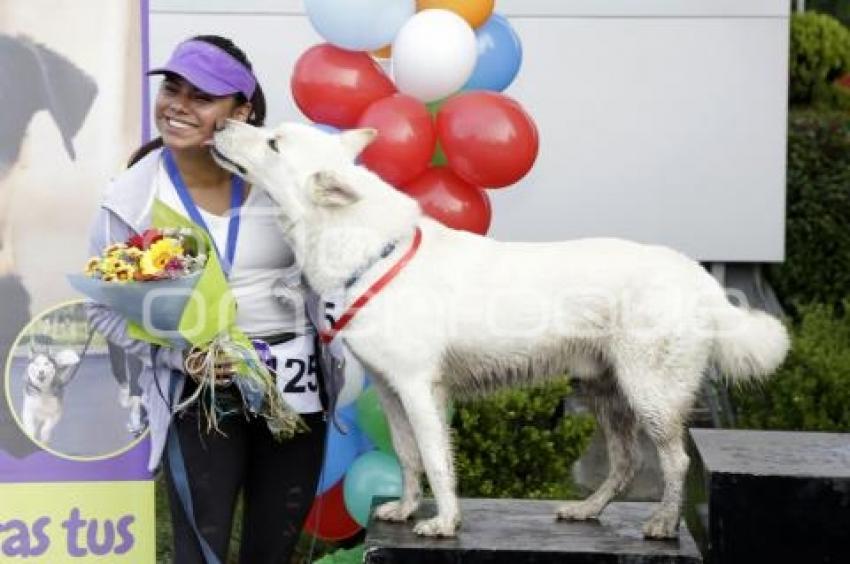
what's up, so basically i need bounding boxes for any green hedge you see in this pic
[733,301,850,431]
[740,13,850,435]
[789,12,850,108]
[452,380,595,500]
[765,110,850,314]
[313,544,364,564]
[806,1,850,28]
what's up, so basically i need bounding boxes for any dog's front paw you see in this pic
[413,515,459,538]
[642,511,680,539]
[555,501,602,521]
[374,500,416,522]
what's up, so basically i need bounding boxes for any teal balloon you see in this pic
[356,387,393,453]
[305,0,415,51]
[463,13,523,92]
[343,451,403,526]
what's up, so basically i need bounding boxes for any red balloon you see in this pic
[357,94,436,186]
[292,44,396,128]
[401,167,491,234]
[303,479,362,541]
[437,91,539,188]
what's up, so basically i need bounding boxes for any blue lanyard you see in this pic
[162,148,244,278]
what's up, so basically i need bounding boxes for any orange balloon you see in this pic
[416,0,495,29]
[372,44,392,59]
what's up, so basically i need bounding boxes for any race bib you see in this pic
[268,335,323,414]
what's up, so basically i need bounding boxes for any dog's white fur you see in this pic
[213,121,790,539]
[22,348,79,444]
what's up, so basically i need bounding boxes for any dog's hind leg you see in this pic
[614,361,701,539]
[557,374,640,521]
[39,416,58,444]
[395,377,460,537]
[371,377,424,522]
[22,406,37,438]
[641,421,689,538]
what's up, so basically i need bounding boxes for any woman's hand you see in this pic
[183,346,236,386]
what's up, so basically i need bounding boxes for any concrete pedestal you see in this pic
[365,499,702,564]
[687,428,850,563]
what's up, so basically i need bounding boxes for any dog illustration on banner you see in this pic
[0,33,96,458]
[21,334,81,444]
[212,121,790,539]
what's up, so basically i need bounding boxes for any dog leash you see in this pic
[319,227,422,346]
[56,326,96,391]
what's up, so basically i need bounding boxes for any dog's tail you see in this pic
[710,304,790,381]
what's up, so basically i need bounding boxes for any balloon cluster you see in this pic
[305,370,455,539]
[293,0,539,236]
[304,382,403,540]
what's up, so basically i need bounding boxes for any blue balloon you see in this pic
[358,432,375,454]
[463,13,523,92]
[316,404,361,494]
[305,0,415,51]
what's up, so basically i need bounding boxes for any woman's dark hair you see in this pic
[127,34,266,167]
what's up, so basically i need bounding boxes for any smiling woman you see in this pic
[83,35,330,564]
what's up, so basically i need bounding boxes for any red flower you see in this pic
[164,257,184,272]
[127,228,163,250]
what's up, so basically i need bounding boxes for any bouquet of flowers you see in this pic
[84,227,205,283]
[69,200,307,438]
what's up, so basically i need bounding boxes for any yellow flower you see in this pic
[105,242,128,257]
[140,238,184,276]
[100,256,122,275]
[113,264,135,283]
[125,247,144,260]
[84,257,101,276]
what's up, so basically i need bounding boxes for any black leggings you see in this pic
[163,390,327,564]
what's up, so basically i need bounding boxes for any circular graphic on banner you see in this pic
[4,301,148,460]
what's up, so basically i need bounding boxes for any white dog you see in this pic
[22,342,80,444]
[212,121,790,539]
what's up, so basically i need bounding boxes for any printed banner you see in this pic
[0,482,155,562]
[0,1,155,562]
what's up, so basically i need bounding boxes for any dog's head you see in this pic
[26,353,58,389]
[213,120,424,292]
[26,334,79,390]
[212,121,378,223]
[0,34,97,169]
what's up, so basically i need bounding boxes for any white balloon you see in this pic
[336,345,366,408]
[392,9,477,103]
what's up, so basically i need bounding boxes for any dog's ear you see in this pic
[339,128,377,160]
[30,39,98,160]
[308,170,360,207]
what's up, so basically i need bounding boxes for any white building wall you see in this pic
[149,0,789,262]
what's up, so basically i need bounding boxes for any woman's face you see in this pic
[154,74,251,152]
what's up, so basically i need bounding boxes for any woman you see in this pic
[86,35,328,563]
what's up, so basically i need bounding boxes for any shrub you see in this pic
[733,300,850,431]
[806,0,850,28]
[766,110,850,314]
[789,12,850,108]
[313,544,364,564]
[452,380,596,500]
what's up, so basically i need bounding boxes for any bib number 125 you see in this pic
[281,354,318,394]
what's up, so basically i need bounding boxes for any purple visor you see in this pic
[148,39,256,99]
